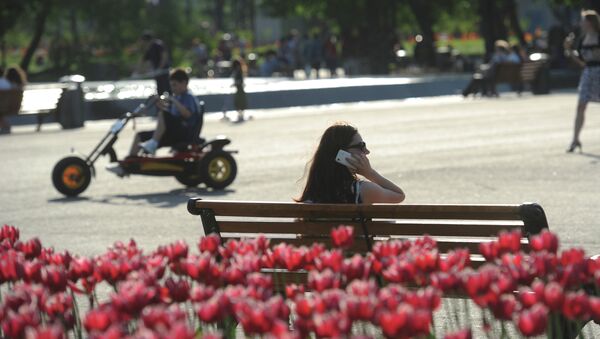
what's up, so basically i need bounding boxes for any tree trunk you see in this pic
[214,0,225,32]
[479,0,508,62]
[408,0,436,68]
[363,0,397,74]
[505,0,526,47]
[20,1,52,72]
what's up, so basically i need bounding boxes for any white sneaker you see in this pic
[140,139,158,155]
[105,163,126,177]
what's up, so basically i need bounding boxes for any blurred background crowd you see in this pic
[0,0,597,82]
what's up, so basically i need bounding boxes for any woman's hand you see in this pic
[346,153,374,178]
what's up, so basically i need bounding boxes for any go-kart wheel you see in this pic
[201,151,237,189]
[52,156,91,197]
[175,170,204,187]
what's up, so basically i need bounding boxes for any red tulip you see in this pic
[196,293,228,323]
[382,258,416,283]
[530,230,559,253]
[68,256,94,282]
[316,249,344,272]
[342,295,376,321]
[562,291,589,320]
[444,328,472,339]
[519,287,539,308]
[589,296,600,323]
[199,233,221,254]
[164,240,189,262]
[378,304,412,338]
[141,304,187,331]
[497,230,522,253]
[16,237,42,259]
[2,307,40,338]
[23,259,43,283]
[330,225,354,249]
[163,277,190,303]
[25,324,66,339]
[490,294,517,321]
[190,284,216,302]
[43,265,68,293]
[430,272,459,292]
[42,292,73,318]
[0,224,19,244]
[285,283,305,299]
[342,254,371,282]
[517,303,548,337]
[313,311,351,338]
[111,280,159,317]
[145,254,167,279]
[440,249,470,272]
[346,279,378,297]
[165,322,195,339]
[83,304,117,332]
[308,269,341,292]
[0,249,24,282]
[543,281,564,311]
[479,241,498,261]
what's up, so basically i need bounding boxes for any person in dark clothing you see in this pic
[135,32,171,95]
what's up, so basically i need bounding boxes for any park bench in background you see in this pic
[187,199,549,288]
[18,85,66,131]
[493,56,550,96]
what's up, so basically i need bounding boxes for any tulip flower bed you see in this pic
[1,224,599,339]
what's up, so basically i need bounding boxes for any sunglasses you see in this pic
[346,141,367,151]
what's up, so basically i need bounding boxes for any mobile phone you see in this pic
[335,149,353,167]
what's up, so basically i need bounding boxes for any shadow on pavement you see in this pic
[577,152,600,164]
[48,187,234,208]
[48,196,91,203]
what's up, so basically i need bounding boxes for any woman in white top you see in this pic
[297,122,405,204]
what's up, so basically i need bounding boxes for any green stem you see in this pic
[70,291,83,339]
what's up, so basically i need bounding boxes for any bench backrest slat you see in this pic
[216,220,523,238]
[189,200,523,220]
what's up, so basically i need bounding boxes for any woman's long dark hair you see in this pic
[297,122,358,203]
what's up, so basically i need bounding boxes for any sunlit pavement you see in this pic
[1,92,599,259]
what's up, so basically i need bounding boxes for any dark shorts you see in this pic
[138,111,191,147]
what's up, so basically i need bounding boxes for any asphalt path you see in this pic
[1,91,599,260]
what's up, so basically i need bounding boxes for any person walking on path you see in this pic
[134,31,171,95]
[297,122,405,204]
[564,10,600,153]
[230,58,248,122]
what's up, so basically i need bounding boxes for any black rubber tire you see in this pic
[52,156,91,197]
[201,151,237,189]
[175,168,204,187]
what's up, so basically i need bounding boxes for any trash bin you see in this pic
[57,74,86,129]
[531,63,550,95]
[529,53,551,95]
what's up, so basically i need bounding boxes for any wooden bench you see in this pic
[187,199,549,285]
[493,60,548,95]
[18,85,67,131]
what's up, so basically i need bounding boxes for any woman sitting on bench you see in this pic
[297,122,405,204]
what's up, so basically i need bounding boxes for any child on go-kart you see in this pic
[106,68,203,176]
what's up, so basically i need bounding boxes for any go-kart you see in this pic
[52,96,237,197]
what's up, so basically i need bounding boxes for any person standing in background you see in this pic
[231,58,248,122]
[134,31,171,95]
[564,10,600,153]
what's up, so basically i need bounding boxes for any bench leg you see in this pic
[36,114,44,132]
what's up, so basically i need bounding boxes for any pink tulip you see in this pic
[330,225,354,249]
[199,233,221,254]
[517,303,548,337]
